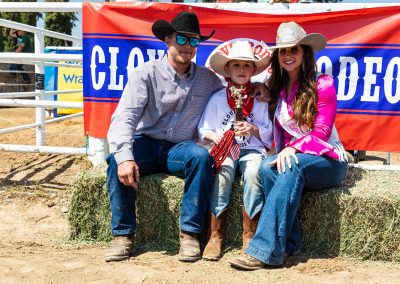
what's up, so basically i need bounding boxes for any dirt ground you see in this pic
[1,108,400,283]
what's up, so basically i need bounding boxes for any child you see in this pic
[198,40,273,260]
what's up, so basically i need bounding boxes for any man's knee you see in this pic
[106,154,119,178]
[186,144,214,167]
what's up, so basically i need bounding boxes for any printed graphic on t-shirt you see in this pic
[220,110,255,148]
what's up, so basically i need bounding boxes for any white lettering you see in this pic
[108,47,124,91]
[361,57,382,102]
[384,57,400,104]
[316,56,333,77]
[90,45,106,91]
[337,56,359,101]
[126,47,145,79]
[147,48,166,61]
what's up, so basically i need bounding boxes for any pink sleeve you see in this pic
[289,75,339,159]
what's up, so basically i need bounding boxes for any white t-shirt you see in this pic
[198,88,273,156]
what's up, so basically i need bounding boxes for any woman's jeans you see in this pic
[209,149,265,219]
[246,153,348,265]
[106,135,214,236]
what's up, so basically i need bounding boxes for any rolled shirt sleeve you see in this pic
[107,71,148,165]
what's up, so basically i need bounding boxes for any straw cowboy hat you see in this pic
[270,21,327,52]
[152,11,215,42]
[209,40,271,78]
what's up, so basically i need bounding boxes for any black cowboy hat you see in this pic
[152,11,215,42]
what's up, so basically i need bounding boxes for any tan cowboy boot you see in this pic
[203,212,225,261]
[178,231,201,262]
[105,235,134,262]
[229,254,265,271]
[241,209,260,252]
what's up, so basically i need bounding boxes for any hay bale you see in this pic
[300,169,400,262]
[68,167,400,262]
[68,169,110,242]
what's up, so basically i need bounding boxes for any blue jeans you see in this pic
[246,153,348,265]
[210,149,265,219]
[106,135,214,236]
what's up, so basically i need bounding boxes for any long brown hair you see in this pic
[267,45,318,129]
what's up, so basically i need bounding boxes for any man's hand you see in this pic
[252,83,270,102]
[117,160,140,189]
[269,146,299,174]
[9,29,17,37]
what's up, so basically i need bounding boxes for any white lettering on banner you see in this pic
[126,47,144,80]
[90,46,166,91]
[316,56,333,77]
[147,49,166,61]
[89,45,400,105]
[336,57,359,101]
[384,57,400,104]
[91,45,106,91]
[361,57,382,102]
[108,47,124,91]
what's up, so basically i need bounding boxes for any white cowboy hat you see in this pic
[269,21,327,52]
[209,40,271,78]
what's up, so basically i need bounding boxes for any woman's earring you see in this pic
[280,65,283,75]
[302,61,305,72]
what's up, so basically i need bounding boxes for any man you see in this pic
[9,29,33,84]
[105,12,224,262]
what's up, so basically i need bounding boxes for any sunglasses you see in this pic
[278,46,302,56]
[175,34,201,48]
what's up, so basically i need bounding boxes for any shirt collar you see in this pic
[162,55,195,82]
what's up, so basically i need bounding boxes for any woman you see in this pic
[229,21,348,270]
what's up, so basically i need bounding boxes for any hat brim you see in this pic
[269,33,327,52]
[152,20,215,42]
[210,53,271,78]
[152,20,175,42]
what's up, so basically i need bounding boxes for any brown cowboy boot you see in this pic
[203,212,225,261]
[178,231,201,262]
[241,209,260,252]
[105,235,134,262]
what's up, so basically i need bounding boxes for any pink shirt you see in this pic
[275,74,339,159]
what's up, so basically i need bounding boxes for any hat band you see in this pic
[276,39,299,46]
[228,56,256,60]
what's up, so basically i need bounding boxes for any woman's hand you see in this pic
[269,146,299,173]
[252,83,270,102]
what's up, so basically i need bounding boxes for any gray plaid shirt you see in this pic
[108,56,223,164]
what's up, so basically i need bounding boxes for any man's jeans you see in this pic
[106,135,214,236]
[246,153,348,265]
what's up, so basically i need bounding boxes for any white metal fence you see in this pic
[0,3,87,156]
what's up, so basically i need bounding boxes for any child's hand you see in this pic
[211,133,223,145]
[205,132,223,145]
[236,121,258,137]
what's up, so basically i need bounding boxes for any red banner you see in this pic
[83,3,400,151]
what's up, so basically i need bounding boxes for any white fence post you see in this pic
[34,30,46,146]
